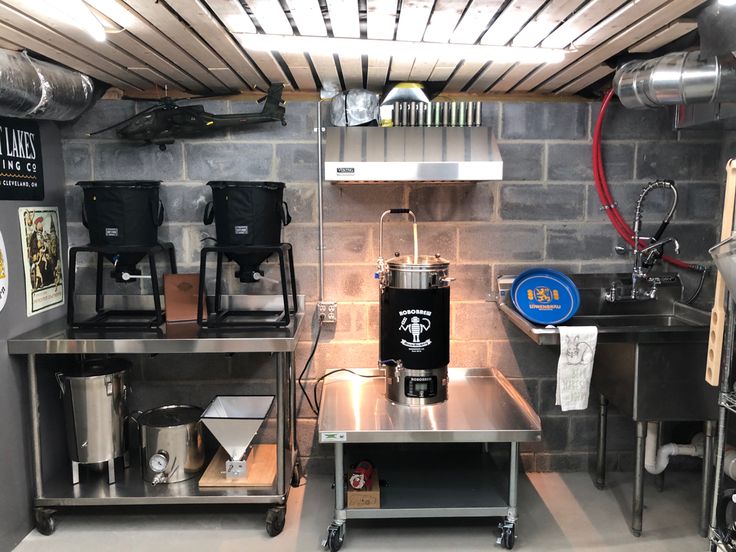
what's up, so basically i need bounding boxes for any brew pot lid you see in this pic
[387,254,449,268]
[138,405,202,428]
[64,358,131,378]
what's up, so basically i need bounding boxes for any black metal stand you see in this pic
[67,242,177,329]
[197,243,298,329]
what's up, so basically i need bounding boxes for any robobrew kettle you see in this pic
[376,209,450,406]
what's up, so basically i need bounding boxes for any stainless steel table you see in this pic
[317,368,541,551]
[7,297,304,537]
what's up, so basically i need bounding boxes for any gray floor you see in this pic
[15,470,709,551]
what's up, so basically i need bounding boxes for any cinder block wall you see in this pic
[60,99,723,472]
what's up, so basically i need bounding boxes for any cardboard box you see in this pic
[164,273,204,322]
[346,470,380,509]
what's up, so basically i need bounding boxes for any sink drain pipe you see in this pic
[645,422,704,475]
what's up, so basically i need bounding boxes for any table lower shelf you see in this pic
[36,459,290,507]
[340,443,511,521]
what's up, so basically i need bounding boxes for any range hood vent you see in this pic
[324,127,503,183]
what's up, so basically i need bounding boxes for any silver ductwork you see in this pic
[613,51,736,109]
[0,49,95,121]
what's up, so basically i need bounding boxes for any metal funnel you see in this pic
[201,395,274,461]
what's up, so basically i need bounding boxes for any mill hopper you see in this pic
[201,395,274,478]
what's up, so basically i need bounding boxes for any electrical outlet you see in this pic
[318,301,338,324]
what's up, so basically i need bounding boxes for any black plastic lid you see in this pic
[207,181,285,190]
[76,180,161,189]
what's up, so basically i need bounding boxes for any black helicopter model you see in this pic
[91,84,286,150]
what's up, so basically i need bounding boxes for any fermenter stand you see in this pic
[8,298,304,537]
[197,243,298,329]
[67,242,177,328]
[317,368,541,551]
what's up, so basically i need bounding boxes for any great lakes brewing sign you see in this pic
[0,117,43,201]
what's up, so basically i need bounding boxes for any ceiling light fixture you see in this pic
[719,0,736,5]
[44,0,107,42]
[236,34,566,64]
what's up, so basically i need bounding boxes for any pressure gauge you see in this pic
[148,451,169,474]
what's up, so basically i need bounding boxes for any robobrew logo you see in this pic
[399,309,432,352]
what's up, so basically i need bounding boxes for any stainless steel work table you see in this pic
[317,368,541,551]
[7,301,304,537]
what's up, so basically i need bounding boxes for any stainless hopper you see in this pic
[201,395,274,477]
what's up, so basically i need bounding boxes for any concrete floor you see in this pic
[15,470,709,552]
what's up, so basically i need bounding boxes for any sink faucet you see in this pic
[608,180,679,302]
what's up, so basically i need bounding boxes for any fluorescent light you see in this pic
[719,0,736,5]
[236,34,566,64]
[43,0,107,42]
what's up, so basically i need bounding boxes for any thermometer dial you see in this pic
[148,451,169,473]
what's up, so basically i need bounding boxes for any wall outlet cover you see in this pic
[318,301,337,324]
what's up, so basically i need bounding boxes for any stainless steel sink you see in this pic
[496,272,716,422]
[496,273,709,346]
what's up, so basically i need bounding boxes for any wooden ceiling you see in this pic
[0,0,707,97]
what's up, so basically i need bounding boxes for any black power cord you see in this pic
[297,315,383,416]
[313,369,383,415]
[298,316,323,416]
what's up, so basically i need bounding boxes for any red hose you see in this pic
[592,89,700,271]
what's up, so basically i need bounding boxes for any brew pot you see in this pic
[132,405,204,485]
[376,209,450,406]
[56,359,130,466]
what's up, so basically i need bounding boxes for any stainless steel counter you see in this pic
[9,295,306,535]
[318,368,540,548]
[7,301,305,355]
[8,294,305,355]
[318,368,541,444]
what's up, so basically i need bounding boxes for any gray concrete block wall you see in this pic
[60,99,724,473]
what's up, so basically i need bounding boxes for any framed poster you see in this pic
[0,230,7,313]
[18,207,64,316]
[0,118,44,201]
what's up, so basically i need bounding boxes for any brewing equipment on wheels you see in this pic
[376,209,450,406]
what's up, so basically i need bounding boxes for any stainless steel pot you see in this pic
[134,405,204,485]
[55,359,130,485]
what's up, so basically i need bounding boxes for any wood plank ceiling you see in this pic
[0,0,707,97]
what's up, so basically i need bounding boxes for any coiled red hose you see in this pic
[592,89,701,271]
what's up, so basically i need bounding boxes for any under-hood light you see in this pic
[236,34,566,65]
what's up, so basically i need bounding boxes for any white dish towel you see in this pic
[556,326,598,412]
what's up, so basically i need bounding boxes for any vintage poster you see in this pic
[0,230,7,313]
[0,118,44,201]
[18,207,64,316]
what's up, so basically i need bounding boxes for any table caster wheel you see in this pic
[265,506,286,537]
[497,521,515,550]
[291,460,304,487]
[34,508,56,536]
[323,523,344,552]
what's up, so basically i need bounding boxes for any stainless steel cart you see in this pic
[317,368,541,551]
[7,295,305,537]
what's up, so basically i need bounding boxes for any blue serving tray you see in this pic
[511,268,580,325]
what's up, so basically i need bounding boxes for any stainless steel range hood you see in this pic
[324,127,503,182]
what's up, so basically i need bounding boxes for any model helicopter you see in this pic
[90,84,286,150]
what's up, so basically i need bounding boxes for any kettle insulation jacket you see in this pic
[511,268,580,325]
